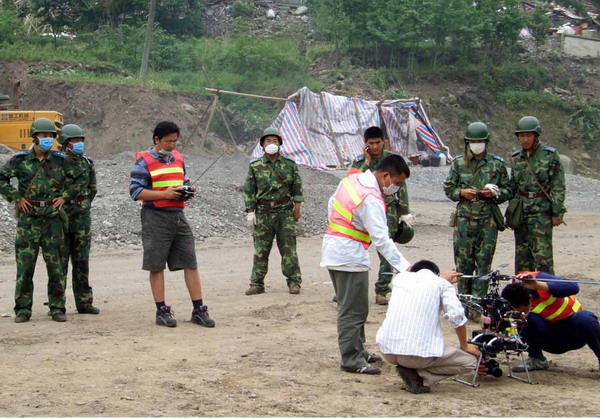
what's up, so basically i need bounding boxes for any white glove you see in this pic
[246,212,256,228]
[400,213,415,228]
[484,184,500,198]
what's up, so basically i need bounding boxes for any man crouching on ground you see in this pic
[129,121,214,328]
[376,260,479,393]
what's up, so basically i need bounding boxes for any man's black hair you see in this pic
[501,284,530,309]
[153,121,180,143]
[376,154,410,178]
[364,126,384,141]
[411,260,440,275]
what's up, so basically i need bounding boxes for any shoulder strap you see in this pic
[461,158,485,188]
[267,161,291,195]
[526,159,554,203]
[22,161,46,199]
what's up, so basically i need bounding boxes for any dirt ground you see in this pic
[0,202,599,417]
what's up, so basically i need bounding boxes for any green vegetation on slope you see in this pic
[0,1,598,152]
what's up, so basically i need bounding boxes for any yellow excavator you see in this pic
[0,84,63,151]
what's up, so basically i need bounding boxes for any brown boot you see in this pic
[288,284,301,295]
[396,365,430,394]
[245,285,265,296]
[375,294,388,305]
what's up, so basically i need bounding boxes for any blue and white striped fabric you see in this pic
[252,88,450,170]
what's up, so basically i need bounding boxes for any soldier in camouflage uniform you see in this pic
[0,118,76,323]
[58,124,99,314]
[244,127,303,295]
[508,116,566,274]
[350,126,412,305]
[444,122,511,298]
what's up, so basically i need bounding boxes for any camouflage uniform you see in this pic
[0,149,75,317]
[509,142,566,274]
[63,154,97,310]
[244,155,303,288]
[351,150,410,296]
[444,151,511,297]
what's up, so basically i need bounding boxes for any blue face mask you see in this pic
[38,137,54,152]
[71,142,85,155]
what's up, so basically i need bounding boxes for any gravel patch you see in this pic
[0,153,597,254]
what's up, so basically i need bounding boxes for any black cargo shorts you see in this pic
[141,206,198,271]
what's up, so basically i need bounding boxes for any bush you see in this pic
[498,90,562,110]
[231,1,255,18]
[569,103,600,150]
[0,7,25,44]
[483,62,550,92]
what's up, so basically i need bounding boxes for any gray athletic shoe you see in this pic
[191,305,215,328]
[156,305,177,328]
[513,356,549,372]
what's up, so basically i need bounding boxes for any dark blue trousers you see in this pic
[522,310,600,364]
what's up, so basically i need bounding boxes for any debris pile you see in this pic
[0,152,598,254]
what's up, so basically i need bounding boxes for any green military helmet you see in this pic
[464,122,489,141]
[260,126,283,146]
[30,117,57,137]
[515,116,542,136]
[58,124,85,145]
[393,221,414,244]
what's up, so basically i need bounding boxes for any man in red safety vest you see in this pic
[130,121,215,329]
[502,271,600,372]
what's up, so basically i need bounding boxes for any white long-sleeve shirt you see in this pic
[376,269,467,358]
[320,170,411,272]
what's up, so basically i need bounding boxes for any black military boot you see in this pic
[78,305,100,314]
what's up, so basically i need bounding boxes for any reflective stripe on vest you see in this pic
[325,173,383,249]
[139,150,185,209]
[531,291,583,323]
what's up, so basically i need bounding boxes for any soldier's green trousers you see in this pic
[375,205,400,296]
[63,209,93,309]
[250,205,301,288]
[454,216,498,297]
[514,214,554,275]
[14,213,66,317]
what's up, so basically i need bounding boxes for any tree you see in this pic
[154,0,204,38]
[527,7,551,48]
[0,3,26,44]
[29,0,79,47]
[309,0,352,66]
[475,0,524,62]
[139,0,157,84]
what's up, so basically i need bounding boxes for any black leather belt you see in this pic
[257,196,291,207]
[518,190,545,198]
[28,200,53,207]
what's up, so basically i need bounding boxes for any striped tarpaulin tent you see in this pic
[252,87,450,169]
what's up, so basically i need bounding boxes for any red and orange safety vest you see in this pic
[137,150,185,209]
[325,173,384,249]
[531,290,582,323]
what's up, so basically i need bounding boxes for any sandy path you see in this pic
[0,203,599,416]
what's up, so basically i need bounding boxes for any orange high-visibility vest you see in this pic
[531,290,582,323]
[348,167,362,175]
[138,150,185,209]
[325,173,384,249]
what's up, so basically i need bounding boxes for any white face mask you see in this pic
[382,176,400,196]
[264,144,279,155]
[469,142,486,155]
